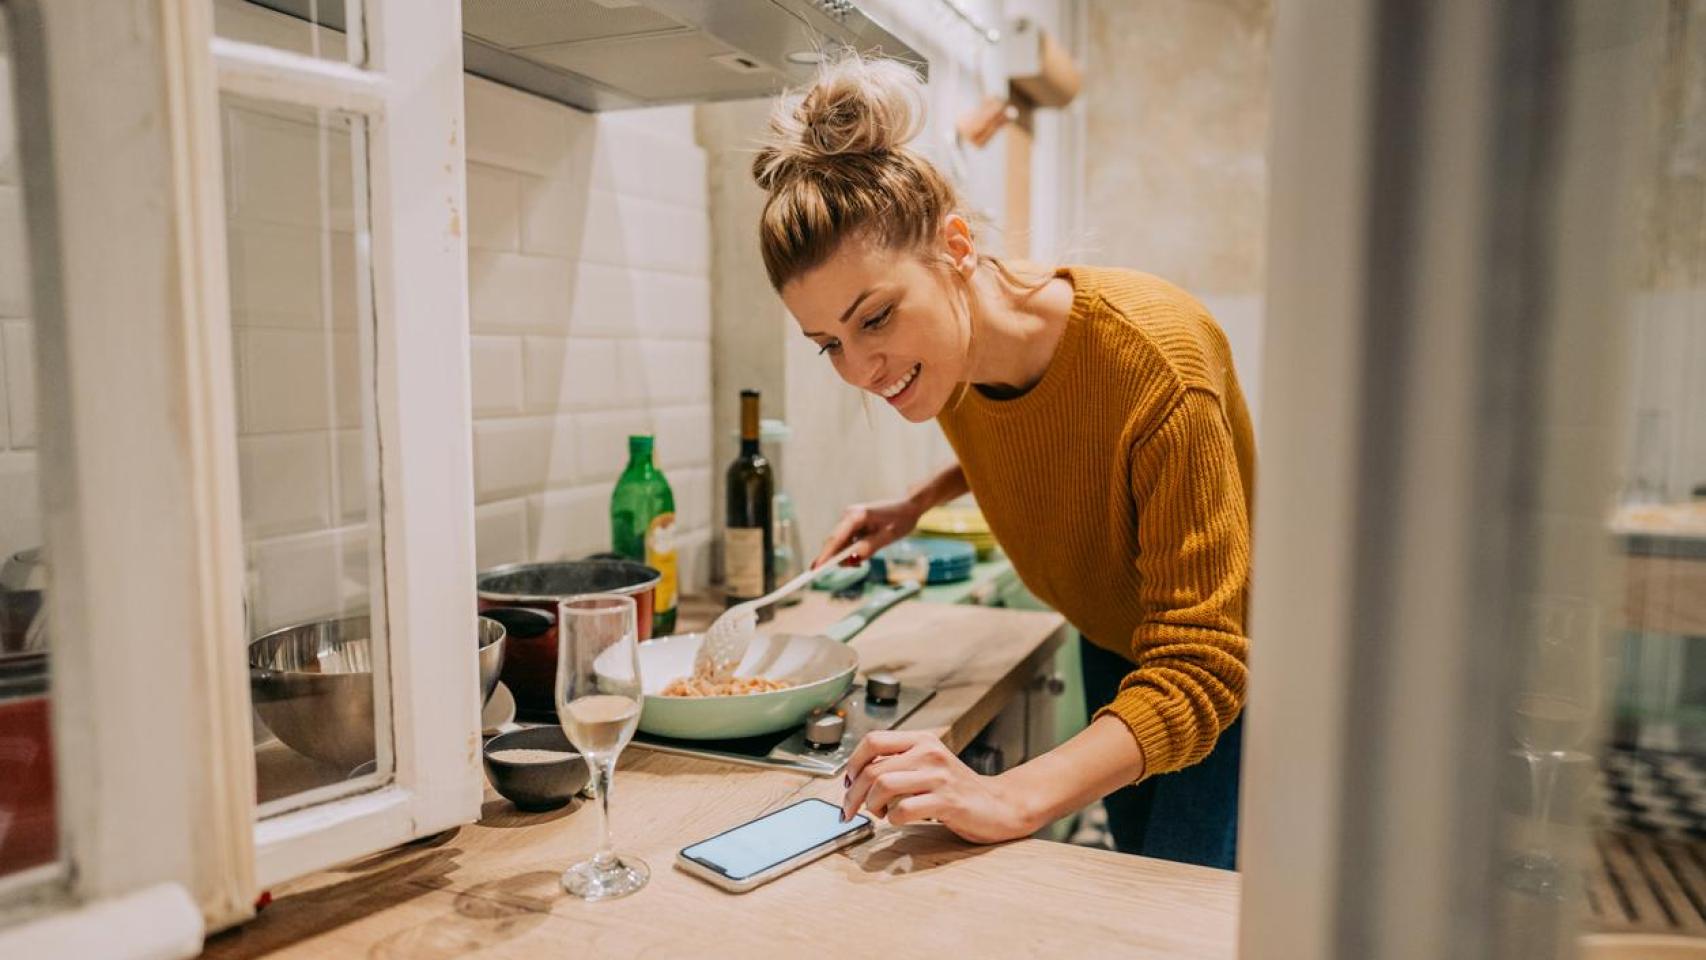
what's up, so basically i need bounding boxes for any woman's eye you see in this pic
[861,305,893,331]
[817,340,840,356]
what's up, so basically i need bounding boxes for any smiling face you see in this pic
[781,231,974,423]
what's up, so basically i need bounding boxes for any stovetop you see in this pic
[627,684,935,777]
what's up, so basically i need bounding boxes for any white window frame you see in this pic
[208,0,482,889]
[0,0,479,953]
[0,0,256,952]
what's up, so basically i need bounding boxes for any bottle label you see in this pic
[646,513,678,615]
[724,527,765,599]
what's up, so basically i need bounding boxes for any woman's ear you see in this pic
[940,214,977,277]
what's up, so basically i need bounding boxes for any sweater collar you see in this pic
[949,265,1091,421]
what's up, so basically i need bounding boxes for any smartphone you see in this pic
[676,798,873,893]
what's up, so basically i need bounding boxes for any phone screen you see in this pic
[682,799,870,881]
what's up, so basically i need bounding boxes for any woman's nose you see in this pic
[839,347,881,388]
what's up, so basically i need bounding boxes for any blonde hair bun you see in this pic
[753,54,926,189]
[752,51,961,290]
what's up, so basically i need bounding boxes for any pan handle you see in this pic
[822,581,921,644]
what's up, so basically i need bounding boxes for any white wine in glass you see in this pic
[561,693,640,758]
[556,593,648,901]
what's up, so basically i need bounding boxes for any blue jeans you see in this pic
[1081,637,1242,870]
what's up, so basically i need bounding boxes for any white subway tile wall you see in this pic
[0,52,34,563]
[223,98,380,634]
[463,79,714,591]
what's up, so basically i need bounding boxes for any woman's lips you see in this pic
[876,362,922,406]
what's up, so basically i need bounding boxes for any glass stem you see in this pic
[1532,751,1561,853]
[1521,749,1562,858]
[592,755,618,871]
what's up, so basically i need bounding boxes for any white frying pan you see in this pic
[627,583,919,740]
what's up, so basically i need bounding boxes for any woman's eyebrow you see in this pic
[801,287,880,338]
[838,288,876,324]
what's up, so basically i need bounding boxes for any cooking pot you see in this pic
[478,559,660,714]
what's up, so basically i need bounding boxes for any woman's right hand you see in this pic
[814,497,923,568]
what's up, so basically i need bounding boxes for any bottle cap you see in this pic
[628,435,654,456]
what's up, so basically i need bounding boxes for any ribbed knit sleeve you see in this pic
[1095,386,1251,777]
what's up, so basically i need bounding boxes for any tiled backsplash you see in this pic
[223,97,377,631]
[0,46,36,566]
[462,78,714,589]
[227,74,716,632]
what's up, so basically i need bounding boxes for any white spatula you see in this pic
[695,544,860,683]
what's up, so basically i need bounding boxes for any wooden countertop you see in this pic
[205,594,1239,959]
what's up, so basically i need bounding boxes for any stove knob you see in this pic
[805,713,846,750]
[865,672,901,705]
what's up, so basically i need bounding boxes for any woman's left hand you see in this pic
[840,731,1038,844]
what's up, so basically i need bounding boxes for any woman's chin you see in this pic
[862,371,946,422]
[896,386,949,422]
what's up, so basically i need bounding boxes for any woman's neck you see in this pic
[964,261,1075,397]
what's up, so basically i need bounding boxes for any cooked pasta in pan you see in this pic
[659,675,793,697]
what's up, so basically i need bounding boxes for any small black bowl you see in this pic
[482,726,589,811]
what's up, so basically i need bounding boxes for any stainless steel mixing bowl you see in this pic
[478,615,506,704]
[249,615,508,771]
[249,615,376,771]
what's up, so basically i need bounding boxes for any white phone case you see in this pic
[675,810,873,893]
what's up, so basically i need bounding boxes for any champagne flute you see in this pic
[1507,596,1601,899]
[556,593,648,901]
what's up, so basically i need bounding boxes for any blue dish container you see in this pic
[870,538,977,585]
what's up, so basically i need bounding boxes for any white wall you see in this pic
[462,80,715,586]
[1625,291,1706,500]
[1076,0,1270,428]
[222,95,373,631]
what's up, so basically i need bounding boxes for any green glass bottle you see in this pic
[611,435,677,636]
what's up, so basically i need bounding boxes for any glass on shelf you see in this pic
[1623,410,1672,506]
[773,491,805,606]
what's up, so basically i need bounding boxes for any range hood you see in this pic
[246,0,925,112]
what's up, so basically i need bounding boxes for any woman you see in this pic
[754,55,1253,871]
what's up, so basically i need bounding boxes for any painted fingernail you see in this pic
[843,773,851,787]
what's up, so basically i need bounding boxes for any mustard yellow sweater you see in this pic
[937,266,1254,776]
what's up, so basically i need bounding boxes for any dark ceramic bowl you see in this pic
[481,726,589,811]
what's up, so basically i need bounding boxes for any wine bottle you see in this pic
[724,390,775,621]
[610,435,677,636]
